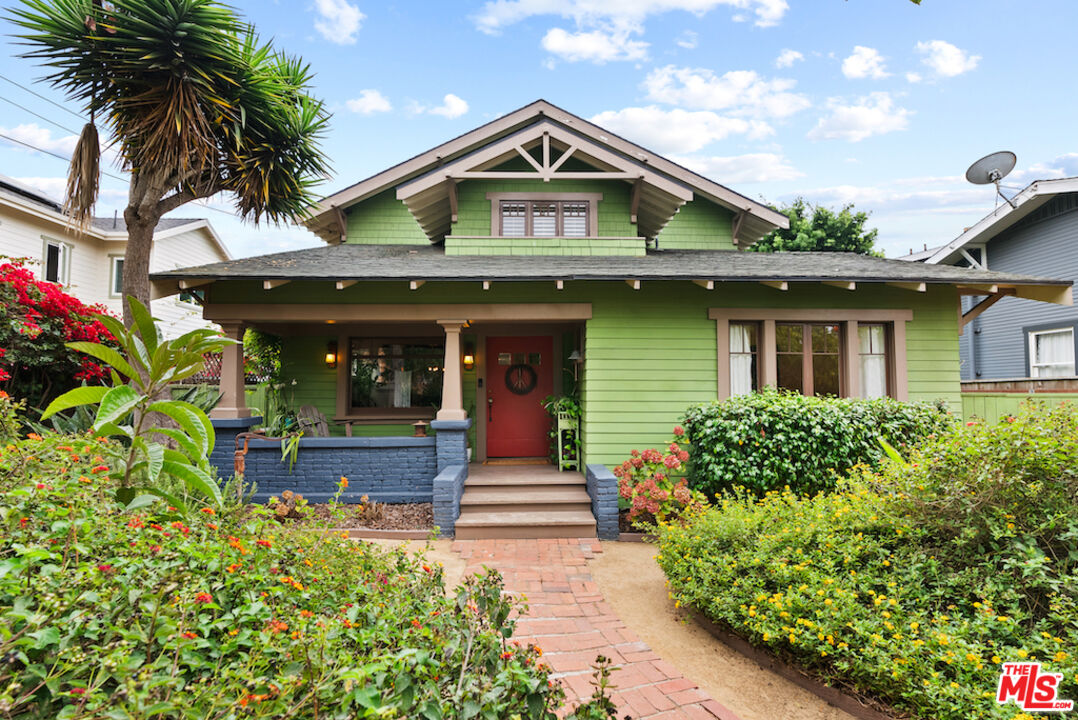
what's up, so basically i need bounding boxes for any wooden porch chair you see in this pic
[296,405,330,437]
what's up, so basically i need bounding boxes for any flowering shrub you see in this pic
[657,404,1078,720]
[682,388,953,498]
[0,395,612,719]
[614,427,706,526]
[0,258,116,408]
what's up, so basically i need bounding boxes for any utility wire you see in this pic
[0,130,239,219]
[0,73,87,122]
[0,95,82,136]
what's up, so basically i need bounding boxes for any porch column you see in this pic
[437,320,468,421]
[210,322,252,419]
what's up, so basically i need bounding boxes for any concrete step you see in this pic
[461,485,592,505]
[466,473,585,487]
[454,508,597,540]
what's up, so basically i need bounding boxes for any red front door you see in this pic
[486,336,553,458]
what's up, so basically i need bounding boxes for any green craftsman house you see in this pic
[152,100,1072,538]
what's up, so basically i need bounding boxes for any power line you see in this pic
[0,131,239,220]
[0,73,87,122]
[0,95,82,136]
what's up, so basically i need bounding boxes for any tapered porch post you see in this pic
[437,320,468,421]
[210,322,251,419]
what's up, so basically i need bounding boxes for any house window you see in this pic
[858,324,890,398]
[729,322,759,395]
[43,238,70,284]
[1029,328,1076,378]
[179,288,205,305]
[776,323,842,396]
[349,339,444,414]
[499,199,591,237]
[109,257,124,297]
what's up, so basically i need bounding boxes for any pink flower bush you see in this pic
[614,427,707,526]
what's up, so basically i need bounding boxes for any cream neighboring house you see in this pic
[0,174,230,336]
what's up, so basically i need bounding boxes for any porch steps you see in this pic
[455,465,596,539]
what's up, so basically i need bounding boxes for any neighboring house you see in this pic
[150,101,1071,537]
[0,174,230,336]
[906,177,1078,383]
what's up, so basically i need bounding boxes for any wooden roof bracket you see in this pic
[960,291,1009,329]
[731,209,747,248]
[446,179,458,224]
[332,205,348,244]
[630,177,643,225]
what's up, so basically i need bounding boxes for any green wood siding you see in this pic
[657,198,735,250]
[345,189,428,245]
[452,179,636,238]
[216,280,963,466]
[961,392,1078,423]
[445,236,644,256]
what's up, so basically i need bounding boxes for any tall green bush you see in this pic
[682,388,952,498]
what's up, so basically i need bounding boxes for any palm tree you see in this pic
[11,0,330,325]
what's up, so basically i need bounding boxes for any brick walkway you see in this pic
[451,538,740,720]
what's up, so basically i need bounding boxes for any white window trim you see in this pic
[1028,327,1076,378]
[41,236,72,285]
[108,255,124,298]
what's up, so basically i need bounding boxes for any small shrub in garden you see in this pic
[657,403,1078,720]
[0,394,614,719]
[682,388,952,498]
[614,428,707,527]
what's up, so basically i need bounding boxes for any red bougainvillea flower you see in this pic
[96,564,114,574]
[194,592,213,604]
[70,688,86,696]
[256,539,272,548]
[673,425,685,436]
[35,483,45,490]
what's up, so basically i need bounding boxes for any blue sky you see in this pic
[1,0,1077,259]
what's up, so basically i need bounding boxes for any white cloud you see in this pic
[841,46,889,79]
[915,40,980,78]
[541,26,648,62]
[589,105,769,154]
[676,30,698,49]
[1010,153,1078,183]
[474,0,789,36]
[671,152,803,183]
[417,94,470,119]
[905,72,922,84]
[774,48,803,68]
[0,123,79,157]
[313,0,364,45]
[643,65,810,119]
[345,89,392,115]
[807,92,911,142]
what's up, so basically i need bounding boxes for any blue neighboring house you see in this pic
[903,177,1078,382]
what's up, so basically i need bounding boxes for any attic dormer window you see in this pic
[488,192,602,238]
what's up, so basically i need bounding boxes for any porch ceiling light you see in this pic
[325,340,338,369]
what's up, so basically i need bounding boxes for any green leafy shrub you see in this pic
[682,388,952,497]
[657,403,1078,720]
[0,397,611,719]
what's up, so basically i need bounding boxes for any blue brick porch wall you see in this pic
[585,463,619,540]
[432,464,467,537]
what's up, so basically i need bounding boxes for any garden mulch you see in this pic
[288,502,433,530]
[452,538,741,720]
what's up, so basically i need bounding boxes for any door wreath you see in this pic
[504,364,538,395]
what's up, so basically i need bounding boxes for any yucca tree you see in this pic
[11,0,331,325]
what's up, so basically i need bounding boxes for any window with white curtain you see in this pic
[729,323,758,395]
[1029,328,1076,378]
[858,324,889,398]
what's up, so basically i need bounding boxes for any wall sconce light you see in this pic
[568,349,583,381]
[324,340,338,369]
[463,342,475,371]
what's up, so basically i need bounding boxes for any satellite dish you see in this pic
[965,151,1018,208]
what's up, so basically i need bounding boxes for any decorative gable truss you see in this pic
[395,120,694,241]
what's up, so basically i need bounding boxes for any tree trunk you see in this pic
[121,205,160,327]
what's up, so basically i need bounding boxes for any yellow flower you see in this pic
[1054,651,1068,662]
[1016,649,1028,659]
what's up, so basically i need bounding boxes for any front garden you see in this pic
[630,394,1078,720]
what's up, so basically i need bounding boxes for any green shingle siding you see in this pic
[345,189,428,245]
[445,237,644,256]
[657,197,735,250]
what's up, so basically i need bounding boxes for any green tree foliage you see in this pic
[750,198,881,255]
[11,0,330,325]
[41,297,235,511]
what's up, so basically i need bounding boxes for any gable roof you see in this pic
[921,177,1078,265]
[305,99,788,245]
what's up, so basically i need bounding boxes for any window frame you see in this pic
[857,322,893,399]
[710,308,912,401]
[775,322,845,397]
[1026,325,1077,378]
[486,192,602,238]
[345,336,447,419]
[728,321,761,395]
[41,236,72,285]
[108,255,124,298]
